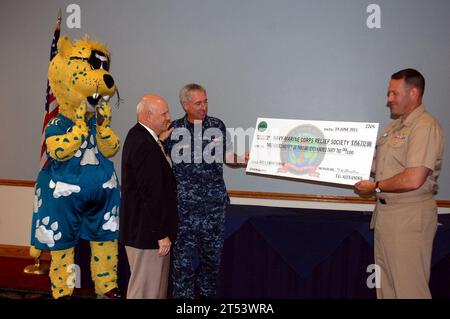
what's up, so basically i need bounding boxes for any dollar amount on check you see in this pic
[246,118,379,185]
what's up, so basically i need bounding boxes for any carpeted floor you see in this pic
[0,287,51,299]
[0,287,95,299]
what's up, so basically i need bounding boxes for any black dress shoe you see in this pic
[97,288,122,299]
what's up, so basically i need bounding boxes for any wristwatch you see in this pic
[375,181,382,193]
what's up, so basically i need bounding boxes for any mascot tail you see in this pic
[29,246,42,259]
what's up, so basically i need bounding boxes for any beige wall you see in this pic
[2,1,450,200]
[0,185,34,246]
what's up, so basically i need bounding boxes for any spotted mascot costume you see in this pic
[30,35,121,299]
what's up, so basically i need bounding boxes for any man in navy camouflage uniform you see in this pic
[163,83,248,299]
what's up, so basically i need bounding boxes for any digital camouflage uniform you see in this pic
[164,115,232,298]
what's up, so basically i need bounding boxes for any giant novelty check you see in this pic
[246,118,379,185]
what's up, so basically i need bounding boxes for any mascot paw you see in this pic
[75,101,87,121]
[96,101,111,127]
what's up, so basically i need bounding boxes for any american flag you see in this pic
[39,13,62,169]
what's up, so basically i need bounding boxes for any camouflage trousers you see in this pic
[171,204,226,299]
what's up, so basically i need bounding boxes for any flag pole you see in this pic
[24,9,63,276]
[57,8,62,29]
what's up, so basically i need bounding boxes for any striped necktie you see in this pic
[157,140,172,167]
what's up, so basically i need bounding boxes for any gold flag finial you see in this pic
[57,8,62,28]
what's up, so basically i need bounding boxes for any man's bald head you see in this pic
[137,94,167,116]
[136,94,171,135]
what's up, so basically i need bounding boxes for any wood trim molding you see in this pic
[0,244,51,261]
[0,179,35,187]
[1,179,449,207]
[228,190,450,208]
[228,190,376,204]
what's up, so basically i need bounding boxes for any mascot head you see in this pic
[48,35,116,121]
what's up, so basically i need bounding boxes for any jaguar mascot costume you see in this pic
[30,35,121,299]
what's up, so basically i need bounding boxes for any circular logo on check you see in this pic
[279,124,326,175]
[257,121,268,132]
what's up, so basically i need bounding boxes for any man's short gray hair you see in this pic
[136,100,145,115]
[179,83,206,104]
